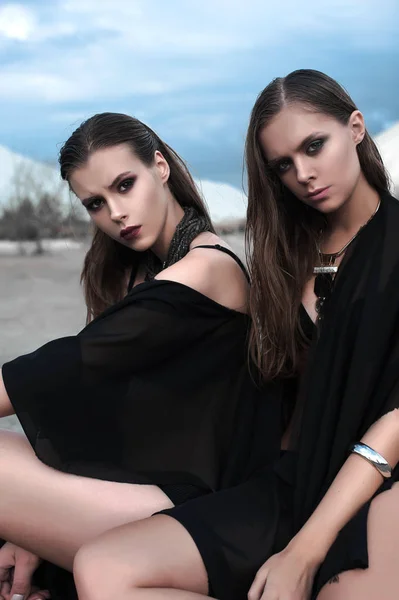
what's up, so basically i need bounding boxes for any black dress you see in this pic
[159,325,308,600]
[1,246,282,599]
[161,192,399,600]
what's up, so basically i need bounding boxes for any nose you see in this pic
[295,157,315,185]
[108,198,128,223]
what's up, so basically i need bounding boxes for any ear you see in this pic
[348,110,366,145]
[153,150,170,184]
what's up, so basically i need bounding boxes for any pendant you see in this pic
[314,272,334,300]
[313,266,338,275]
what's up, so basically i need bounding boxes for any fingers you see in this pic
[0,579,11,600]
[0,543,14,592]
[0,569,9,586]
[9,553,40,600]
[248,567,268,600]
[0,584,51,600]
[2,590,51,600]
[0,561,12,583]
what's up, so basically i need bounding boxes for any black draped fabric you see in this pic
[3,279,276,493]
[162,192,399,600]
[293,191,399,592]
[2,276,282,600]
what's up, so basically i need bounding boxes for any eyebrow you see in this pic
[81,171,133,205]
[267,133,325,168]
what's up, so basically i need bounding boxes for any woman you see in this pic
[0,113,273,600]
[72,71,399,600]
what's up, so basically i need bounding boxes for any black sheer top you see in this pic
[2,248,279,496]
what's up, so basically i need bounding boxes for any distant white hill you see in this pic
[0,144,246,225]
[0,144,69,205]
[375,121,399,196]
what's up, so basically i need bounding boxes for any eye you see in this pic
[307,139,324,154]
[85,198,104,212]
[275,159,292,174]
[118,178,135,193]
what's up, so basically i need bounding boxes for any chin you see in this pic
[309,196,346,215]
[129,236,155,253]
[123,240,147,252]
[314,202,341,214]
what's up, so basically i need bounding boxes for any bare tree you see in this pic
[0,164,65,254]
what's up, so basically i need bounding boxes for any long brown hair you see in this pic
[59,113,214,322]
[245,69,390,381]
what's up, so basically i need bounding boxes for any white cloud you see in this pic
[0,70,81,102]
[0,2,77,42]
[0,3,36,40]
[59,0,399,51]
[0,0,397,105]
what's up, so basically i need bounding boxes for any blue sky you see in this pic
[0,0,398,188]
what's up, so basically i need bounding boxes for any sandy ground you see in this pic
[0,234,245,433]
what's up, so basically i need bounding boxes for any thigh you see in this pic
[317,482,399,600]
[74,514,209,599]
[0,430,173,570]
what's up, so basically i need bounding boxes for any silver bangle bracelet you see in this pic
[350,442,392,479]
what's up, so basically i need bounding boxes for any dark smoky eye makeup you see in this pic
[81,175,137,210]
[267,134,329,174]
[83,197,104,212]
[306,136,327,154]
[117,177,136,193]
[267,158,292,174]
[276,159,292,173]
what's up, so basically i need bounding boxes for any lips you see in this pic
[120,226,141,240]
[306,186,330,201]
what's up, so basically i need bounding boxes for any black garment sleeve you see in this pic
[3,281,225,401]
[2,281,235,487]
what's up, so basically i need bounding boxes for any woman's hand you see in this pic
[248,544,320,600]
[247,410,399,600]
[0,542,50,600]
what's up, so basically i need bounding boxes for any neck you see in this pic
[322,175,380,254]
[151,193,185,262]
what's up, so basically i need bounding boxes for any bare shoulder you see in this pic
[155,233,248,313]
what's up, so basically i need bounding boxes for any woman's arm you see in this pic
[0,369,14,417]
[288,408,399,562]
[249,408,399,599]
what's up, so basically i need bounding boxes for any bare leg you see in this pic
[74,515,212,600]
[0,430,173,570]
[317,482,399,600]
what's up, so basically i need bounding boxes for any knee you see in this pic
[73,537,142,600]
[74,542,109,600]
